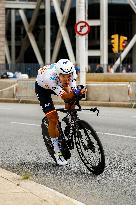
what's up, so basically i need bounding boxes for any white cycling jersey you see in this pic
[36,63,77,96]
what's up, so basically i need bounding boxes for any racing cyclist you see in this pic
[35,59,86,166]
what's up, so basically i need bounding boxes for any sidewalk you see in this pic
[0,168,85,205]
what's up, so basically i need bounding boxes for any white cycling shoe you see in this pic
[54,152,68,166]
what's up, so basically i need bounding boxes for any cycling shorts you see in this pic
[35,81,56,114]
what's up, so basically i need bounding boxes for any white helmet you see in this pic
[56,59,75,75]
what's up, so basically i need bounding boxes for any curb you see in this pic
[0,168,85,205]
[0,98,135,108]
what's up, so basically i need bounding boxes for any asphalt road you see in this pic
[0,103,136,205]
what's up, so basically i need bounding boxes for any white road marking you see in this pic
[97,132,136,139]
[0,107,13,110]
[10,121,136,140]
[10,122,40,127]
[132,116,136,118]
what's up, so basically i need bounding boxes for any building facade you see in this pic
[0,0,136,74]
[0,0,5,65]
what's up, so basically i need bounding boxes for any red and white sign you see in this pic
[74,21,90,36]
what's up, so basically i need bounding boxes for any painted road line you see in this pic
[0,107,13,110]
[97,132,136,139]
[10,121,136,140]
[10,122,40,127]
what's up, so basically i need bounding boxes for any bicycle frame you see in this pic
[56,109,77,150]
[56,106,99,149]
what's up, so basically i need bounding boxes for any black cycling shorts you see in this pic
[35,81,57,114]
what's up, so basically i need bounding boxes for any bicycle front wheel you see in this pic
[75,120,105,175]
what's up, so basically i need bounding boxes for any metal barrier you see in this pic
[129,82,136,108]
[16,80,36,100]
[0,83,17,98]
[15,79,62,102]
[87,83,131,102]
[0,79,136,107]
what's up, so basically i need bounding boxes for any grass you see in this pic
[21,171,32,180]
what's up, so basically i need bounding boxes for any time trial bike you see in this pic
[41,99,105,175]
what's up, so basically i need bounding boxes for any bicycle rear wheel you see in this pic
[75,120,105,175]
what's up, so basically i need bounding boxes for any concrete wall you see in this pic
[0,79,135,103]
[0,79,17,98]
[0,79,17,90]
[86,83,129,102]
[85,73,136,82]
[0,0,5,65]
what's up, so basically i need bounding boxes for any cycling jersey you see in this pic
[36,63,77,96]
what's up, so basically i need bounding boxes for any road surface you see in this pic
[0,103,136,205]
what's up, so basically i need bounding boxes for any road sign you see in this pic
[74,21,90,36]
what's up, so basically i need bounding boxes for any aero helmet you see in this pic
[56,59,75,75]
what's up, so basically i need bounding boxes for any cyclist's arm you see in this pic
[47,79,75,100]
[61,86,75,110]
[61,85,87,102]
[63,86,72,93]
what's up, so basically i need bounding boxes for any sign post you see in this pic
[75,18,90,85]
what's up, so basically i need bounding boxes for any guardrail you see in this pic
[129,82,136,108]
[0,79,136,107]
[0,82,17,98]
[16,80,36,100]
[15,79,62,102]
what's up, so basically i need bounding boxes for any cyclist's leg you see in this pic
[35,82,67,165]
[46,110,59,138]
[46,111,68,165]
[35,81,59,137]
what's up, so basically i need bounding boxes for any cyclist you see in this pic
[35,59,86,166]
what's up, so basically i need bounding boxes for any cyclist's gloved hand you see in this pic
[73,85,87,99]
[61,85,87,104]
[77,85,85,90]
